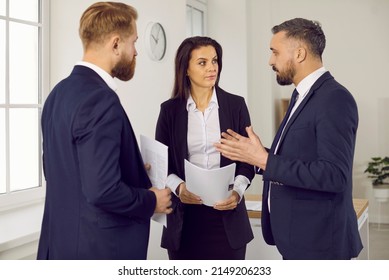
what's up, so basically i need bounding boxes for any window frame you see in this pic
[0,0,49,212]
[186,0,207,37]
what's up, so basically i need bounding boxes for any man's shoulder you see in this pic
[312,72,356,111]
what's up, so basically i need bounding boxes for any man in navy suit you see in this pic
[37,2,172,260]
[215,18,363,259]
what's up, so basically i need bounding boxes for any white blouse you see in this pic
[166,88,249,201]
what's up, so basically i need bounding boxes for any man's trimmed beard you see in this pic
[112,53,136,81]
[273,60,295,86]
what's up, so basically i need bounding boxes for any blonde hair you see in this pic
[79,2,138,50]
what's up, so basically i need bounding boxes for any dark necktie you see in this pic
[271,89,299,153]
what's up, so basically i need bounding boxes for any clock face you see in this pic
[146,22,166,61]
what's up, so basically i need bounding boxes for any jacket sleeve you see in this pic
[72,89,156,219]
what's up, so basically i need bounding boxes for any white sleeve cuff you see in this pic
[233,175,250,203]
[166,173,184,197]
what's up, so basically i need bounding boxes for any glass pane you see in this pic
[9,108,39,191]
[0,0,5,16]
[0,20,5,104]
[192,8,204,36]
[0,109,5,194]
[10,0,39,22]
[9,22,39,104]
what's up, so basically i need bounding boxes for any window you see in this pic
[0,0,48,210]
[186,0,207,37]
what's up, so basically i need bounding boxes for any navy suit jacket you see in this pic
[37,66,156,260]
[261,72,363,259]
[156,87,255,250]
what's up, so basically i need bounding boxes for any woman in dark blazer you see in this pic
[155,36,254,260]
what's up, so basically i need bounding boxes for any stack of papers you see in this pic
[185,160,236,207]
[140,135,168,226]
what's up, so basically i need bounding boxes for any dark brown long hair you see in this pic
[171,36,223,100]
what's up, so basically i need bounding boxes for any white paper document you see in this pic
[140,135,168,226]
[184,160,236,207]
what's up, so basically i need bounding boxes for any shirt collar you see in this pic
[186,87,219,111]
[76,61,118,92]
[296,66,327,96]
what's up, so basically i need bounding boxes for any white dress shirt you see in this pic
[166,88,250,201]
[76,61,118,92]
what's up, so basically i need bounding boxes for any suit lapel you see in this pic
[277,72,334,147]
[176,99,189,161]
[216,88,231,168]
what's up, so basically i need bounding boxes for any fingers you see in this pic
[214,192,239,211]
[221,131,238,142]
[162,187,172,209]
[225,129,241,140]
[179,184,202,204]
[246,126,255,138]
[246,126,262,146]
[221,129,244,143]
[144,163,151,171]
[214,200,237,210]
[152,187,173,214]
[160,189,173,214]
[214,138,244,162]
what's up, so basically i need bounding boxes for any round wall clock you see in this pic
[145,22,166,61]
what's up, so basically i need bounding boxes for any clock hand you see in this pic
[155,27,162,43]
[151,34,158,43]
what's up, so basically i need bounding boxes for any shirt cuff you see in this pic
[166,173,184,197]
[233,175,250,203]
[256,166,263,174]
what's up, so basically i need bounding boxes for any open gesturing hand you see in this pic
[214,126,268,170]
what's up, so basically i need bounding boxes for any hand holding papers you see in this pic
[140,135,169,226]
[184,160,236,207]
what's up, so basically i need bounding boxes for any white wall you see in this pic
[207,0,248,99]
[3,0,389,260]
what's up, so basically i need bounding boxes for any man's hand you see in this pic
[214,126,268,170]
[149,187,173,214]
[144,163,151,171]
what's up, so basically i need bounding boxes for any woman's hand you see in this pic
[177,182,202,204]
[213,191,240,211]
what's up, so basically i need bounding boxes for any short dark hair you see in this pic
[272,18,326,60]
[171,36,223,100]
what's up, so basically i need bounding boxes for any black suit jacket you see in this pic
[156,87,254,250]
[37,66,156,259]
[261,72,363,259]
